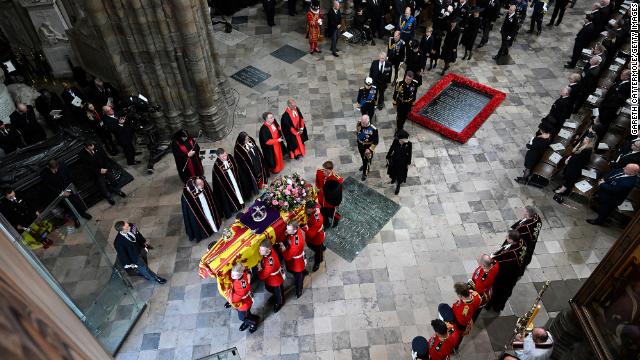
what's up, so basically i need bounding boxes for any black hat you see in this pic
[397,129,410,140]
[411,336,429,359]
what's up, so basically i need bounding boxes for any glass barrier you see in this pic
[0,184,146,354]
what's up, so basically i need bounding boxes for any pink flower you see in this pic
[286,184,293,191]
[284,190,291,195]
[279,201,286,206]
[272,200,278,205]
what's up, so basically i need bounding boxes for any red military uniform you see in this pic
[315,169,343,211]
[282,228,306,272]
[303,204,325,246]
[452,291,482,334]
[258,252,284,287]
[230,271,253,311]
[428,327,460,360]
[469,261,500,305]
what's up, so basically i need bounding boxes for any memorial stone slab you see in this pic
[231,16,248,24]
[324,177,400,262]
[231,66,271,88]
[417,82,492,132]
[270,45,308,64]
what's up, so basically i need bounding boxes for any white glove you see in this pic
[543,4,548,11]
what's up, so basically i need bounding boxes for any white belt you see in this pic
[270,270,281,276]
[241,292,253,300]
[292,251,306,259]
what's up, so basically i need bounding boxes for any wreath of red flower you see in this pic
[409,73,506,143]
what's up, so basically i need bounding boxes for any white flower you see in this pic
[287,179,293,185]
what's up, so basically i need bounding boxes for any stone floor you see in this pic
[68,1,626,359]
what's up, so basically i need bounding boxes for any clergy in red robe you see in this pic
[281,99,308,160]
[211,148,245,219]
[234,131,269,199]
[259,112,287,174]
[171,129,204,183]
[181,176,221,242]
[315,161,343,227]
[281,221,307,298]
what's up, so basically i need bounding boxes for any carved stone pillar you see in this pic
[19,0,76,78]
[78,0,229,139]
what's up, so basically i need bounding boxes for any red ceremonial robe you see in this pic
[283,228,306,272]
[211,156,244,219]
[259,121,286,174]
[281,106,308,159]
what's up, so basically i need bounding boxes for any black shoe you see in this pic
[555,22,561,26]
[537,29,541,36]
[249,324,258,333]
[155,276,167,284]
[273,303,282,313]
[478,42,485,48]
[239,322,249,331]
[564,63,575,69]
[546,22,553,26]
[80,212,92,220]
[359,165,364,171]
[394,187,400,195]
[371,40,376,46]
[312,262,321,272]
[107,198,115,205]
[224,302,232,309]
[377,103,384,110]
[332,52,339,57]
[553,194,565,204]
[527,29,534,34]
[361,175,367,181]
[117,191,127,198]
[492,55,499,60]
[296,291,302,299]
[586,219,604,226]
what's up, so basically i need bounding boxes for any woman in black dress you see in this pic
[554,133,597,196]
[516,125,552,183]
[440,18,462,75]
[428,30,443,71]
[460,8,483,60]
[386,129,412,195]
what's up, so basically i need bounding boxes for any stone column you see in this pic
[78,0,229,139]
[19,0,76,78]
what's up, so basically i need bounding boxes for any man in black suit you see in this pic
[0,120,26,155]
[113,220,166,284]
[35,89,66,133]
[546,0,569,26]
[493,5,518,60]
[573,55,602,113]
[40,159,92,222]
[597,69,631,125]
[263,0,276,26]
[567,73,582,108]
[565,14,595,69]
[327,1,342,56]
[594,0,612,32]
[0,188,39,234]
[369,52,393,109]
[587,164,639,225]
[60,81,86,123]
[368,0,386,39]
[78,142,127,205]
[9,103,46,145]
[478,0,501,48]
[102,105,139,166]
[611,141,640,169]
[88,78,119,109]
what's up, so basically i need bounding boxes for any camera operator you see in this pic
[102,105,140,166]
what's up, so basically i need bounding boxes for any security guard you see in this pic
[356,77,379,120]
[393,71,418,132]
[356,115,379,181]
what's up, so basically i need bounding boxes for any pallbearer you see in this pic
[302,200,326,272]
[257,240,285,313]
[229,264,259,333]
[427,319,459,360]
[281,221,307,298]
[315,160,344,227]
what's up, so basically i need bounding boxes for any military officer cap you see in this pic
[365,77,373,85]
[411,336,428,359]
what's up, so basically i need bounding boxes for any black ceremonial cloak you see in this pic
[234,136,269,199]
[211,156,245,219]
[181,176,221,242]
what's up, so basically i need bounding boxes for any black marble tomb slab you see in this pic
[271,45,308,64]
[231,66,271,88]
